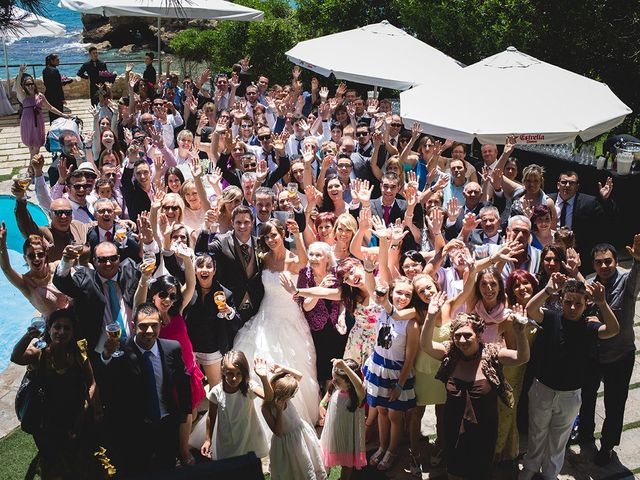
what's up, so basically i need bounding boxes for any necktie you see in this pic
[240,243,251,264]
[383,205,391,226]
[104,230,112,242]
[390,138,396,146]
[560,201,567,227]
[79,205,95,221]
[295,138,303,154]
[142,351,161,423]
[106,280,126,339]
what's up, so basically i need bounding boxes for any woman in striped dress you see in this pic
[363,276,420,472]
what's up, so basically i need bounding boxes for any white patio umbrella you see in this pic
[59,0,263,74]
[3,7,66,93]
[286,20,463,91]
[400,46,632,144]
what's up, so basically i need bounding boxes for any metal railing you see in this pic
[4,58,147,80]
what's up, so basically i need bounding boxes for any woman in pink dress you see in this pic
[15,66,69,157]
[134,248,205,466]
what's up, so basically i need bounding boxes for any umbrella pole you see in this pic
[3,38,9,98]
[373,85,378,99]
[157,17,162,77]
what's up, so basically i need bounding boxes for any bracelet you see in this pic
[320,400,329,408]
[388,305,397,317]
[390,244,400,250]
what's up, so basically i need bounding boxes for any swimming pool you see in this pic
[0,194,49,373]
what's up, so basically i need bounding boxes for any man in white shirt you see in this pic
[481,143,499,173]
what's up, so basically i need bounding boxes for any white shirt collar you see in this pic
[134,336,159,356]
[234,236,252,247]
[557,194,576,206]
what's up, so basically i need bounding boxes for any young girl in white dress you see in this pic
[262,364,327,480]
[200,351,269,461]
[320,358,367,479]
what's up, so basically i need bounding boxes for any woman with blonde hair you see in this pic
[216,186,243,234]
[506,164,556,225]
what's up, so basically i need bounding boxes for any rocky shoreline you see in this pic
[80,14,216,54]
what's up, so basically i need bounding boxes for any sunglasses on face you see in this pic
[258,135,271,141]
[53,209,73,217]
[95,254,119,264]
[153,102,164,107]
[390,123,403,128]
[594,258,615,266]
[72,183,91,191]
[158,291,178,301]
[163,205,180,211]
[141,120,154,125]
[27,251,46,260]
[355,131,369,137]
[337,163,352,169]
[243,162,257,169]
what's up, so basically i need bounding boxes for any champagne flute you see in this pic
[114,226,127,244]
[285,210,296,243]
[14,172,32,199]
[105,323,124,357]
[30,316,47,349]
[213,290,228,318]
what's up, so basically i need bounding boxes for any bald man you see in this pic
[14,186,88,261]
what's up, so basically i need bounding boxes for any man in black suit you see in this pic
[195,205,264,325]
[53,221,159,353]
[121,159,153,223]
[88,198,140,262]
[42,53,65,123]
[253,186,305,237]
[465,205,505,247]
[548,171,616,273]
[77,46,109,106]
[99,302,191,475]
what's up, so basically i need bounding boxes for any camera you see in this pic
[377,324,393,349]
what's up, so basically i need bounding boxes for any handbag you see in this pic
[15,353,46,434]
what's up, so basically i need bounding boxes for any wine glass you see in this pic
[114,226,127,244]
[285,210,296,243]
[141,251,156,273]
[213,290,228,318]
[30,317,47,349]
[14,172,32,199]
[287,182,298,199]
[105,323,124,357]
[373,281,389,304]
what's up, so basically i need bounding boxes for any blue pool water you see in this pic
[0,195,49,373]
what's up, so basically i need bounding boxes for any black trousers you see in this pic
[579,350,635,448]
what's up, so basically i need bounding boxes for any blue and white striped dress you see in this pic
[363,316,416,411]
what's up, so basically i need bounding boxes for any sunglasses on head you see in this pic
[258,135,271,141]
[27,251,46,260]
[163,205,180,211]
[53,209,73,217]
[158,291,178,301]
[72,183,91,191]
[95,254,119,264]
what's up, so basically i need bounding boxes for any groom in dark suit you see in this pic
[195,204,264,326]
[98,302,191,475]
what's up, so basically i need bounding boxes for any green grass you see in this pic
[0,166,20,182]
[0,428,38,480]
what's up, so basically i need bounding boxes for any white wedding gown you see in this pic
[233,270,320,426]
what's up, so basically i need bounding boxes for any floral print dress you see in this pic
[343,303,385,367]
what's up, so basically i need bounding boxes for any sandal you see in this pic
[369,447,386,467]
[404,450,422,477]
[377,450,397,471]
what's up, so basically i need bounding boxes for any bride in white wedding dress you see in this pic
[233,219,320,426]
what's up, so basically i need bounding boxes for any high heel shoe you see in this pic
[377,451,397,471]
[369,447,386,467]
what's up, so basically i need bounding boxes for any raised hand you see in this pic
[490,167,504,191]
[598,176,613,200]
[495,240,522,263]
[520,197,534,219]
[504,135,517,156]
[254,357,268,378]
[151,189,166,209]
[57,157,72,184]
[626,233,640,261]
[445,197,461,220]
[461,212,480,234]
[137,211,154,245]
[406,170,419,190]
[428,291,447,315]
[0,221,6,247]
[336,82,347,97]
[547,272,568,293]
[411,122,423,139]
[562,248,582,277]
[586,281,606,305]
[31,154,45,177]
[279,272,297,295]
[239,55,252,72]
[372,130,383,148]
[428,207,444,234]
[346,101,355,117]
[370,215,389,239]
[355,179,373,204]
[189,156,203,177]
[319,86,329,102]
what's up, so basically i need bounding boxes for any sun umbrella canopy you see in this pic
[3,6,66,41]
[58,0,264,21]
[286,20,463,91]
[400,46,632,144]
